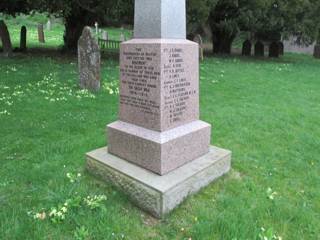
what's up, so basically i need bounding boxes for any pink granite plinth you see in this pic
[107,38,212,175]
[107,120,211,175]
[119,39,199,132]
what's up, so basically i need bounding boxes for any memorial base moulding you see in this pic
[86,146,231,218]
[108,120,211,175]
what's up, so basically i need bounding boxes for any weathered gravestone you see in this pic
[0,20,13,56]
[242,39,252,56]
[78,27,101,91]
[38,24,45,43]
[193,34,204,61]
[313,44,320,59]
[254,41,264,57]
[279,41,284,55]
[86,0,231,218]
[269,41,280,58]
[20,26,27,52]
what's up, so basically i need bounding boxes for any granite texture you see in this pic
[107,120,211,175]
[78,27,101,91]
[86,146,231,218]
[119,39,199,132]
[134,0,186,39]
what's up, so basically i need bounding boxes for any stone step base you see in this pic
[86,146,231,218]
[107,120,211,175]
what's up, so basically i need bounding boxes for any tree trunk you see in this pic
[63,9,93,52]
[0,20,13,56]
[314,44,320,59]
[269,42,280,58]
[212,30,235,54]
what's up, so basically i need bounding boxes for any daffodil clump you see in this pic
[84,195,107,210]
[28,194,107,224]
[103,81,119,95]
[259,227,282,240]
[49,203,68,223]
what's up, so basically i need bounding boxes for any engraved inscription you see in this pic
[119,42,199,131]
[162,47,197,125]
[120,47,161,116]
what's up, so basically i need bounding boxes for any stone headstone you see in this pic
[46,20,51,31]
[20,26,27,52]
[78,26,101,91]
[102,31,108,40]
[269,41,280,58]
[87,0,231,218]
[314,44,320,59]
[120,32,126,42]
[0,20,13,56]
[38,24,45,43]
[278,41,284,55]
[254,41,264,57]
[242,39,252,56]
[193,34,204,61]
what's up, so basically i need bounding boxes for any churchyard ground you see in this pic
[0,16,319,240]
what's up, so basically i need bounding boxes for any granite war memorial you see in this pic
[86,0,232,218]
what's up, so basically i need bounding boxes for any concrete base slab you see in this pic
[86,146,231,218]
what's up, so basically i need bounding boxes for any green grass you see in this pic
[1,16,320,240]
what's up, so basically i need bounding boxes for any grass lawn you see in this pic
[1,16,320,240]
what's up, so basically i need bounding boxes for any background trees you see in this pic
[1,0,319,54]
[36,0,134,50]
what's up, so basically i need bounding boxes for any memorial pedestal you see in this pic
[86,146,231,218]
[86,0,231,218]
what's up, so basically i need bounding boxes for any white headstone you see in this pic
[102,31,108,40]
[46,20,51,31]
[134,0,186,39]
[120,32,126,42]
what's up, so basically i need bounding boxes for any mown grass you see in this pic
[1,16,320,240]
